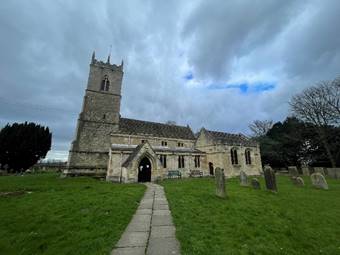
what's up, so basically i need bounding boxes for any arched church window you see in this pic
[245,149,251,165]
[231,148,238,165]
[100,75,110,91]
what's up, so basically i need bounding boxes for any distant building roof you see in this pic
[204,129,257,146]
[117,117,196,140]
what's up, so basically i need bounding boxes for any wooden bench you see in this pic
[167,170,182,179]
[189,170,203,178]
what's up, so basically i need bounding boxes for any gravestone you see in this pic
[314,167,325,176]
[264,165,277,192]
[215,167,226,198]
[288,166,299,177]
[326,168,340,179]
[292,176,304,187]
[239,170,248,186]
[301,166,310,176]
[310,173,328,190]
[251,178,261,189]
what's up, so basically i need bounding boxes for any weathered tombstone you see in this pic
[301,166,310,176]
[292,176,305,187]
[264,165,277,192]
[326,168,340,179]
[215,167,226,198]
[313,167,325,176]
[239,170,248,186]
[251,178,261,189]
[310,173,328,190]
[288,166,299,177]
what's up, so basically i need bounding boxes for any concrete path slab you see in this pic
[111,247,146,255]
[111,183,180,254]
[147,237,180,255]
[151,215,173,226]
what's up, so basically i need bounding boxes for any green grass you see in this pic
[0,173,146,255]
[162,176,340,255]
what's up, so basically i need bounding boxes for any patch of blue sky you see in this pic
[184,71,194,80]
[208,82,275,94]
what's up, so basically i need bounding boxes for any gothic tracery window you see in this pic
[231,148,238,165]
[178,155,185,168]
[100,75,110,91]
[245,149,251,165]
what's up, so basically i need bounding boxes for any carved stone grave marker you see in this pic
[240,170,248,186]
[288,166,299,177]
[251,178,261,189]
[310,173,328,190]
[264,165,277,192]
[215,167,226,198]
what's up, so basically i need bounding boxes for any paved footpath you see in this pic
[111,183,181,255]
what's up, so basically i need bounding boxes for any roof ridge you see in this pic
[120,117,191,129]
[206,129,245,137]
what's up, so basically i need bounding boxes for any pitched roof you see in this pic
[205,129,257,146]
[122,143,145,168]
[117,117,195,140]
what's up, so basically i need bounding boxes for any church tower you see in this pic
[66,52,124,176]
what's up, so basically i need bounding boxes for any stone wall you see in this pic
[66,58,123,177]
[197,143,262,176]
[111,134,195,148]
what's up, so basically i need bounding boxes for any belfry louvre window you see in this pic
[161,141,167,146]
[245,149,251,165]
[178,155,185,168]
[194,155,200,168]
[100,75,110,91]
[160,155,167,168]
[231,148,238,165]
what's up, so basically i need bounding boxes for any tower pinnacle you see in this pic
[91,50,96,64]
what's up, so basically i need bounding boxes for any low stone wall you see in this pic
[326,168,340,179]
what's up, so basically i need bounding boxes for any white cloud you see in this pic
[1,0,339,159]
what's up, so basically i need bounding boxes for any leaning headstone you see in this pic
[326,168,340,179]
[239,170,248,186]
[288,166,299,177]
[310,173,328,190]
[314,167,325,176]
[301,166,310,176]
[251,178,261,189]
[215,167,226,198]
[292,176,305,187]
[264,165,277,192]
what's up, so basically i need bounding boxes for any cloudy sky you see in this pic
[1,0,340,160]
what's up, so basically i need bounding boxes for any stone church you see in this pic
[64,53,262,182]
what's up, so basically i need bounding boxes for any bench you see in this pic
[167,170,182,179]
[189,170,203,178]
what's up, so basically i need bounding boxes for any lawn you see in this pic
[0,173,146,255]
[162,176,340,255]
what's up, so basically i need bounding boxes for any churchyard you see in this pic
[0,173,145,255]
[1,171,340,254]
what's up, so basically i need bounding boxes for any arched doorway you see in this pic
[209,162,214,176]
[138,157,152,182]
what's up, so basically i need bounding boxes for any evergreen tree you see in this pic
[0,122,52,172]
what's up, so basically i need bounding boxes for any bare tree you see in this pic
[290,78,340,167]
[248,120,273,137]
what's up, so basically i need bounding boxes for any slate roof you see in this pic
[117,117,196,140]
[205,129,257,146]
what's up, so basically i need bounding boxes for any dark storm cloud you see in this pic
[1,0,339,159]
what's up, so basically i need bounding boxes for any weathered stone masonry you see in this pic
[65,53,262,182]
